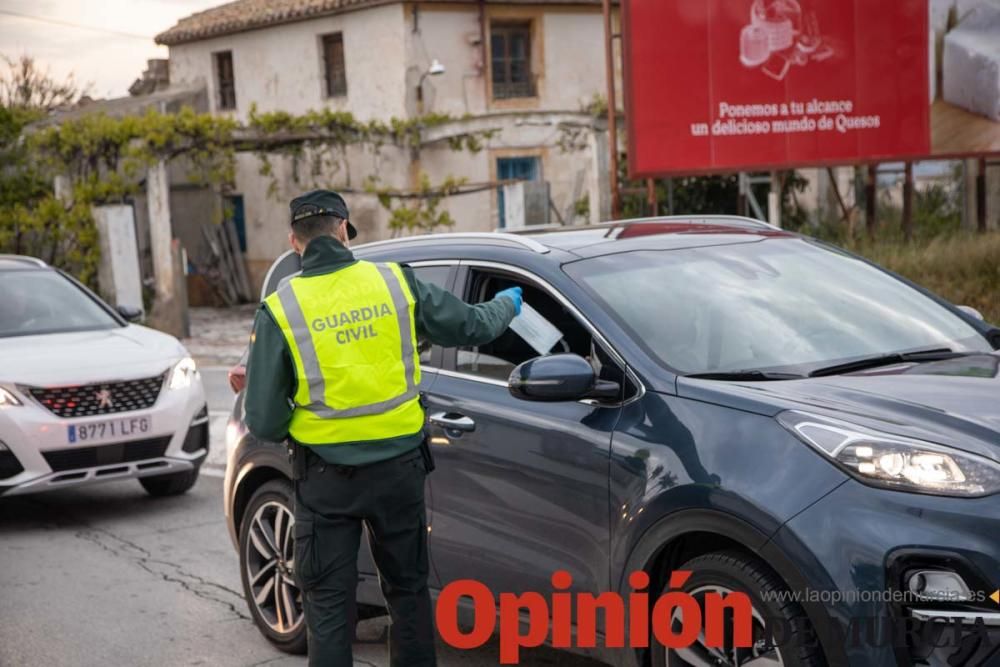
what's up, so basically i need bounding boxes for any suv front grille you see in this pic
[28,373,166,418]
[42,436,171,472]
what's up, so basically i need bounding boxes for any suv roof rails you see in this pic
[0,254,47,268]
[355,232,550,254]
[500,215,779,235]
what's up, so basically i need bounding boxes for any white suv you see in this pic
[0,255,208,497]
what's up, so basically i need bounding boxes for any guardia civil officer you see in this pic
[244,190,521,667]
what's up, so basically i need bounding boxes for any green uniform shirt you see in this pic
[244,235,516,466]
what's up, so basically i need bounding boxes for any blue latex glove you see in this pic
[496,286,523,316]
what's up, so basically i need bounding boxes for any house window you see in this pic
[491,22,535,100]
[321,33,347,97]
[213,51,236,110]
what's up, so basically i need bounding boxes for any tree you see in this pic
[0,54,86,112]
[0,54,96,282]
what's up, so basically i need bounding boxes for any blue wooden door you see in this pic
[497,156,540,227]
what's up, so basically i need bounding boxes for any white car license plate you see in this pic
[68,416,152,445]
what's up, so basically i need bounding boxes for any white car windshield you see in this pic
[0,270,120,338]
[564,238,991,375]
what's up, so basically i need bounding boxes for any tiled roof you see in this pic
[155,0,607,46]
[155,0,384,45]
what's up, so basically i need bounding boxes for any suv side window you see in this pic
[456,267,635,398]
[410,264,452,367]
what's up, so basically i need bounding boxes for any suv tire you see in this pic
[139,467,199,497]
[654,550,824,667]
[239,479,307,655]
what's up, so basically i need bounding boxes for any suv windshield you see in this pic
[0,270,120,338]
[564,238,991,375]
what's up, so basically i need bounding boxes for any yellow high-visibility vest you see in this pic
[264,261,424,446]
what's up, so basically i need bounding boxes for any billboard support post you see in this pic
[978,157,987,233]
[742,173,771,221]
[962,159,977,231]
[902,162,914,242]
[768,171,782,228]
[866,165,878,238]
[738,173,747,217]
[602,0,620,219]
[827,168,851,223]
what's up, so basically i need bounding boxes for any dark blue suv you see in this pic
[224,217,1000,667]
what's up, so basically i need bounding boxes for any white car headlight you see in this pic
[168,357,198,390]
[0,387,22,408]
[778,411,1000,498]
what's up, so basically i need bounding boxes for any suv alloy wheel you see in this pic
[238,479,307,654]
[655,551,823,667]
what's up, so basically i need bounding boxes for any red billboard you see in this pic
[623,0,1000,177]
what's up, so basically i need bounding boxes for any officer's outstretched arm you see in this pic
[404,270,517,348]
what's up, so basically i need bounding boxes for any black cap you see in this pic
[289,189,357,240]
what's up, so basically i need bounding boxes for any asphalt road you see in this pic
[0,368,604,667]
[202,367,239,473]
[202,366,237,416]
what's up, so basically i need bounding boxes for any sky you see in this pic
[0,0,223,99]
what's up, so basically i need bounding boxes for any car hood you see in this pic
[0,325,187,387]
[677,353,1000,460]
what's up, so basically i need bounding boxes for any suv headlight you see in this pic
[778,411,1000,498]
[0,387,22,408]
[168,357,198,390]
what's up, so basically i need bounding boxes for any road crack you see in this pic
[76,525,251,621]
[13,494,251,622]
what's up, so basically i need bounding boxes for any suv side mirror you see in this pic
[116,304,143,322]
[508,353,620,402]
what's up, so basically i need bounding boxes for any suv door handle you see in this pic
[428,412,476,432]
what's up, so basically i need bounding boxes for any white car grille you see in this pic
[26,373,166,418]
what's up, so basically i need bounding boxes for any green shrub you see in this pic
[836,233,1000,325]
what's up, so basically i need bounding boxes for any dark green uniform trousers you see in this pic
[293,448,436,667]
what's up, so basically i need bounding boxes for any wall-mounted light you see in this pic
[416,59,446,109]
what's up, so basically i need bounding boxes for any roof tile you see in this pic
[155,0,384,45]
[156,0,606,46]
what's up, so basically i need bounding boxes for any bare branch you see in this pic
[0,54,89,111]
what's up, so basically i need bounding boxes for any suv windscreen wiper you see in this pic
[807,347,963,378]
[684,370,805,381]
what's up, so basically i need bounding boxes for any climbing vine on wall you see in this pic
[245,104,496,222]
[245,105,493,153]
[11,108,237,285]
[26,105,496,211]
[364,173,469,235]
[29,106,238,203]
[14,104,500,285]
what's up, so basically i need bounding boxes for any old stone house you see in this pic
[156,0,620,289]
